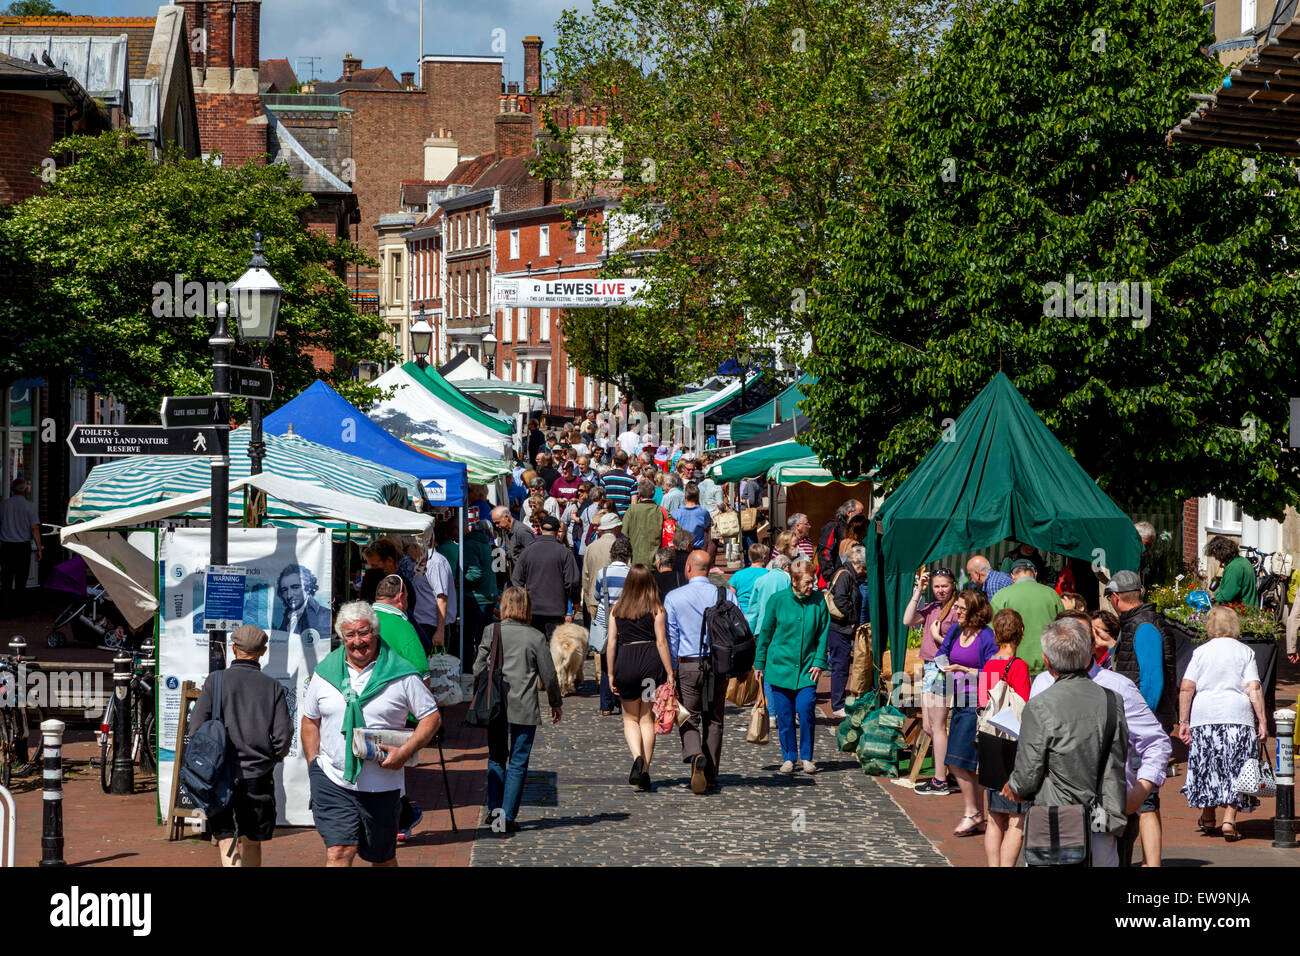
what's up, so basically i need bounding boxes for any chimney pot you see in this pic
[342,52,361,82]
[523,35,543,93]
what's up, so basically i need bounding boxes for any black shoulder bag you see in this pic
[464,622,506,728]
[1023,688,1119,867]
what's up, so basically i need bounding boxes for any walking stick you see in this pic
[435,727,457,832]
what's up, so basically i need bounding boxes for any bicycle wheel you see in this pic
[99,698,113,793]
[138,708,157,775]
[0,709,13,791]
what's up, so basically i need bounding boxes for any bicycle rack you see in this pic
[0,785,14,867]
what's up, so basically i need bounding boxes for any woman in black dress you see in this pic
[607,565,675,791]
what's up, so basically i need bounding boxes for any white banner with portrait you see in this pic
[158,527,332,825]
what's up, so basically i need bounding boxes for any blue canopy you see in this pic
[264,380,468,506]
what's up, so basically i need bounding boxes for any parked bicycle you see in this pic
[0,637,44,790]
[1242,546,1292,623]
[97,642,156,792]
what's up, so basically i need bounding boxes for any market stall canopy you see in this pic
[655,389,718,416]
[730,374,814,443]
[368,364,511,461]
[61,471,432,630]
[767,454,869,486]
[406,362,514,436]
[866,372,1143,671]
[264,380,467,506]
[407,441,513,483]
[67,429,424,526]
[452,377,545,401]
[435,351,505,413]
[734,414,811,453]
[707,437,811,483]
[681,371,762,420]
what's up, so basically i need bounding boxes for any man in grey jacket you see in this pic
[1004,616,1129,867]
[190,624,293,866]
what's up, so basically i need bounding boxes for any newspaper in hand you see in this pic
[351,728,419,766]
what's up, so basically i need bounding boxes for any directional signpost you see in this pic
[230,365,273,401]
[66,424,227,458]
[161,395,224,429]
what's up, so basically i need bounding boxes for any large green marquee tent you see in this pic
[867,373,1142,672]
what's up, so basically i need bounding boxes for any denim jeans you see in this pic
[767,684,816,762]
[486,722,538,822]
[827,629,853,711]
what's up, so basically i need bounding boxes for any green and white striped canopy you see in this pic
[655,390,717,415]
[67,429,424,529]
[766,454,870,487]
[406,441,512,484]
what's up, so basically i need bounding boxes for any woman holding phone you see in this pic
[935,589,997,836]
[903,568,961,795]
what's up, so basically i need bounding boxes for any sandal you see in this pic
[1221,823,1241,843]
[953,813,985,837]
[1197,813,1218,835]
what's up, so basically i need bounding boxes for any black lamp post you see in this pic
[410,310,434,369]
[482,330,498,374]
[208,301,233,674]
[230,231,283,529]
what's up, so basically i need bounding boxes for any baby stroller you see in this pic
[43,555,141,652]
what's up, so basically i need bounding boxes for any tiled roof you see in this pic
[259,57,297,92]
[472,155,531,189]
[447,152,499,185]
[0,16,155,80]
[266,109,351,195]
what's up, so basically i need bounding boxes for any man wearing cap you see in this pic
[511,514,580,641]
[1105,570,1178,730]
[190,625,292,867]
[302,602,441,867]
[990,559,1064,677]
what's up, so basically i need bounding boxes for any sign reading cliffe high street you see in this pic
[66,424,227,458]
[493,277,647,309]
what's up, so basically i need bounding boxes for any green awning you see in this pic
[453,378,544,399]
[767,454,867,486]
[404,362,515,436]
[706,438,810,483]
[731,374,815,442]
[866,372,1143,673]
[681,372,760,420]
[655,389,717,415]
[407,441,512,483]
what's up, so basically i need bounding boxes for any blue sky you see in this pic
[74,0,592,88]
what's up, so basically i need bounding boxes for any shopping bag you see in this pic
[652,682,679,735]
[726,669,760,707]
[847,624,874,697]
[427,652,464,705]
[747,693,770,745]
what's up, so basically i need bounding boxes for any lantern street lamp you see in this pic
[410,310,434,369]
[482,329,498,375]
[231,232,283,542]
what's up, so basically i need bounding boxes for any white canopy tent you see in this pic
[60,471,432,631]
[369,365,512,461]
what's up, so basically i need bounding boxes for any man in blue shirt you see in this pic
[965,554,1013,600]
[672,482,713,551]
[665,551,737,794]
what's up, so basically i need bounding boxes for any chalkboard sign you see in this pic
[166,681,206,840]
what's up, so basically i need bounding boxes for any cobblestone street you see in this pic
[470,662,947,866]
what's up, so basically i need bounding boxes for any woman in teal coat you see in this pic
[755,559,829,775]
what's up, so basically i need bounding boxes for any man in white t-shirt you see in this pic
[424,546,457,647]
[618,423,643,459]
[301,601,441,866]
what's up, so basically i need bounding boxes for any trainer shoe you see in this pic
[779,760,796,774]
[914,777,950,795]
[397,804,424,840]
[831,708,847,719]
[802,760,817,774]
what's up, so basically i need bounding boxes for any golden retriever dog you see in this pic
[550,622,589,696]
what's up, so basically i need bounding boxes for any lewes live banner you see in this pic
[158,527,332,825]
[493,276,647,309]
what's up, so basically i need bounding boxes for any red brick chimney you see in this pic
[401,71,415,89]
[233,1,260,70]
[178,1,204,70]
[495,107,533,159]
[342,52,361,82]
[523,36,542,93]
[206,1,233,75]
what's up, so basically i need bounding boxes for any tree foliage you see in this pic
[0,132,391,419]
[534,0,956,405]
[802,0,1300,518]
[1,0,69,14]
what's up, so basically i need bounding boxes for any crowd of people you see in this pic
[189,406,1280,869]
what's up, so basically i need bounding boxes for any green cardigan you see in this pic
[1215,555,1258,606]
[755,587,829,691]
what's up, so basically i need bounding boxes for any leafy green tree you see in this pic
[0,132,390,418]
[534,0,955,406]
[1,0,70,14]
[802,0,1300,518]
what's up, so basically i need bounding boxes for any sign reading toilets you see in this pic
[158,527,331,825]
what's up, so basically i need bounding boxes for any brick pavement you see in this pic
[469,661,947,866]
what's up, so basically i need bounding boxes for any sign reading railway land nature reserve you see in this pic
[493,277,647,309]
[66,424,228,457]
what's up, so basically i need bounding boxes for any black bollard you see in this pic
[110,655,134,795]
[40,719,65,866]
[1274,709,1297,849]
